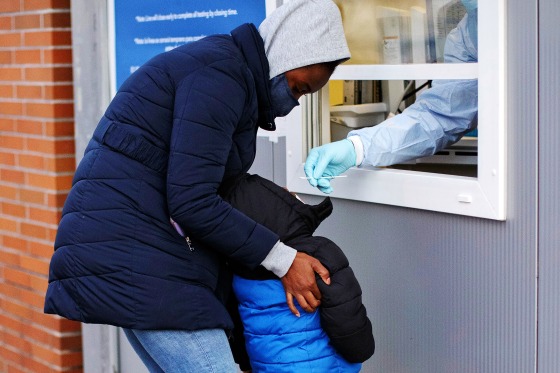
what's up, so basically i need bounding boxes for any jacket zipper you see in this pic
[170,217,194,251]
[185,236,194,251]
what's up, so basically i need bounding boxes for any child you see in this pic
[220,173,375,372]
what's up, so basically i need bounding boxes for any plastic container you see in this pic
[330,102,387,128]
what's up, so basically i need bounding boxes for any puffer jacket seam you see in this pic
[320,292,362,309]
[173,62,249,125]
[53,270,217,290]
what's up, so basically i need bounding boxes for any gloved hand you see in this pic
[304,139,356,194]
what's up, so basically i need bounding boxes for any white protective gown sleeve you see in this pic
[348,10,479,167]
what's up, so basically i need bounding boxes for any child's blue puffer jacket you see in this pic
[220,173,375,372]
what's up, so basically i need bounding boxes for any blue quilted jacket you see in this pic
[44,24,281,331]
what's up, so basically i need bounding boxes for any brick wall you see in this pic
[0,0,82,372]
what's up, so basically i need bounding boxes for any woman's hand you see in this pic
[280,252,331,317]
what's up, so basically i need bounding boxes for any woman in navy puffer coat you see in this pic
[44,0,351,371]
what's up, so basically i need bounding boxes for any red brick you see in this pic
[0,83,13,95]
[19,188,46,204]
[0,101,24,115]
[22,137,74,156]
[60,351,83,367]
[0,67,22,81]
[0,16,13,30]
[54,138,75,154]
[43,48,72,64]
[15,118,44,134]
[0,217,18,232]
[0,134,25,150]
[0,118,15,131]
[1,298,36,321]
[24,30,71,47]
[18,153,45,169]
[0,343,61,373]
[60,334,82,351]
[6,267,42,289]
[0,84,14,98]
[19,253,50,274]
[25,0,71,11]
[2,236,28,253]
[35,313,78,332]
[54,102,74,118]
[16,84,43,99]
[0,134,24,150]
[14,49,42,64]
[26,172,56,189]
[1,314,55,347]
[25,66,73,82]
[46,226,58,241]
[28,241,55,259]
[24,67,52,81]
[21,221,49,240]
[28,172,73,190]
[29,206,59,224]
[56,174,74,190]
[1,169,25,184]
[35,313,81,334]
[1,201,26,219]
[15,14,41,30]
[0,1,21,13]
[0,183,17,199]
[24,137,55,153]
[0,282,45,308]
[47,191,68,208]
[0,151,16,166]
[46,155,75,172]
[0,311,80,352]
[0,50,13,64]
[43,12,71,28]
[25,102,74,119]
[44,84,74,100]
[0,248,19,265]
[0,32,22,48]
[45,120,74,136]
[25,102,53,117]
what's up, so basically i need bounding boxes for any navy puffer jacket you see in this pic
[44,24,281,331]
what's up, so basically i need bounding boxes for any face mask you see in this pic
[270,73,300,118]
[461,0,478,12]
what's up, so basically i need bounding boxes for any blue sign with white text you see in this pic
[113,0,267,89]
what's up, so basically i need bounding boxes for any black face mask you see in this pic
[270,73,300,118]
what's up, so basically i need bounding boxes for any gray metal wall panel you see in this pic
[300,0,540,371]
[249,137,274,180]
[71,0,111,163]
[537,0,560,372]
[250,136,287,186]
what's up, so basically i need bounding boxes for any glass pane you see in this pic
[322,79,478,177]
[334,0,471,64]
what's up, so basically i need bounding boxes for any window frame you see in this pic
[279,0,506,220]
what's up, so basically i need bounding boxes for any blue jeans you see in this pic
[123,328,238,373]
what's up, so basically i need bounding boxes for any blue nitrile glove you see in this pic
[304,139,356,194]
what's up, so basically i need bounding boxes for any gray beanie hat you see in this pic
[258,0,351,79]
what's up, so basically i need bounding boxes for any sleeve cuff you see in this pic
[347,135,364,166]
[260,241,297,278]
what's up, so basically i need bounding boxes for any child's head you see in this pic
[220,173,332,242]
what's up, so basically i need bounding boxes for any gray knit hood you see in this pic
[258,0,351,79]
